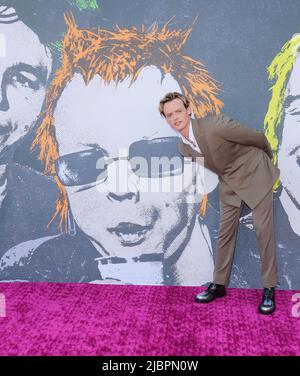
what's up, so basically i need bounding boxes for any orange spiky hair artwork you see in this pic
[32,13,224,232]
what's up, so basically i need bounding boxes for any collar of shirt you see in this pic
[180,120,201,153]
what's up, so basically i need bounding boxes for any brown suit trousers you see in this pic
[213,188,278,287]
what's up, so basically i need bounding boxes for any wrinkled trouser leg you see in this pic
[213,200,243,286]
[252,188,278,288]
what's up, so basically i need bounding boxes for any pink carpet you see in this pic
[0,283,299,356]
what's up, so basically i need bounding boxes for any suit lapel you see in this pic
[192,117,219,173]
[191,118,204,152]
[179,119,204,157]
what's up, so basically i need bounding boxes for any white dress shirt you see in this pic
[180,120,202,154]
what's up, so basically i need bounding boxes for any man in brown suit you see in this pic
[159,92,280,315]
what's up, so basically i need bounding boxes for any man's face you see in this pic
[163,98,191,135]
[0,19,52,155]
[278,53,300,212]
[53,66,208,258]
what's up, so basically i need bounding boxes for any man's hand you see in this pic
[263,141,273,160]
[266,149,273,159]
[0,164,7,209]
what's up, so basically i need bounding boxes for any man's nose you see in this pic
[105,159,140,203]
[173,114,179,122]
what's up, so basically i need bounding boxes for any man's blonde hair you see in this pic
[159,92,190,117]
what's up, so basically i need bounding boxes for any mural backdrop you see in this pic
[0,0,299,289]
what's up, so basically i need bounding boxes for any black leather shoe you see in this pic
[258,287,276,315]
[195,283,226,303]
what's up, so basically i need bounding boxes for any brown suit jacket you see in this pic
[178,114,280,209]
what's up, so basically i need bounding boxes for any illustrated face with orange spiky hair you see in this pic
[32,14,222,282]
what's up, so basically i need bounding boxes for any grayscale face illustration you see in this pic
[278,53,300,236]
[0,13,52,156]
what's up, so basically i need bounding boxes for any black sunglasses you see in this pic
[55,137,187,186]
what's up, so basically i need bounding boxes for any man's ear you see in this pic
[187,106,192,116]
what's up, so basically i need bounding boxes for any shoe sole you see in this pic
[258,307,276,315]
[195,291,227,304]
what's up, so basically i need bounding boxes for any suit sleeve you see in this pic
[217,114,273,158]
